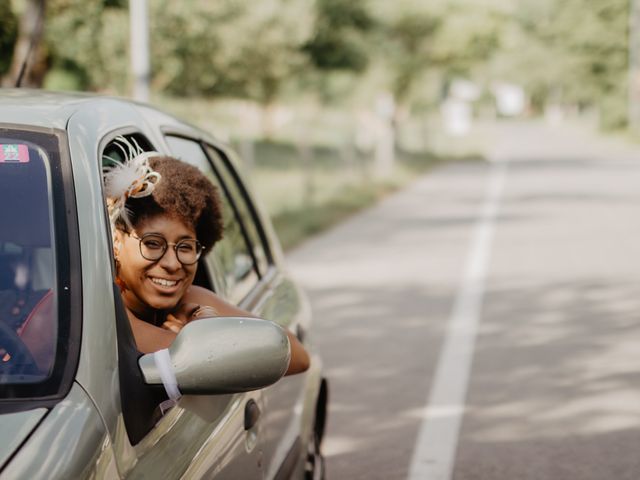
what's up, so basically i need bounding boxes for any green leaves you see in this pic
[151,0,313,104]
[45,0,127,91]
[0,0,631,130]
[500,0,628,126]
[303,0,373,72]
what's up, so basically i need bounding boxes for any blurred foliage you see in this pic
[0,0,17,76]
[45,0,128,92]
[254,139,463,250]
[303,0,374,73]
[489,0,628,128]
[0,0,633,129]
[150,0,313,106]
[384,12,442,107]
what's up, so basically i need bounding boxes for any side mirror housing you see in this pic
[138,317,290,394]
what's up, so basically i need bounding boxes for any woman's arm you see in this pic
[127,311,176,353]
[183,285,310,376]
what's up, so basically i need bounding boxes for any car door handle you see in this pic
[244,399,261,431]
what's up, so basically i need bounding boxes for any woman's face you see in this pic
[116,214,198,318]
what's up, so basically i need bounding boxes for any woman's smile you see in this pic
[116,215,198,320]
[145,273,184,294]
[149,276,179,288]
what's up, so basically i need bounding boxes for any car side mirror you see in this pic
[138,316,290,394]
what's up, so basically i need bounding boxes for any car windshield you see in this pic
[0,135,59,390]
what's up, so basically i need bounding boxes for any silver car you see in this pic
[0,90,327,479]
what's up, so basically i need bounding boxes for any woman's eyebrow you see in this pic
[142,232,196,241]
[176,235,197,241]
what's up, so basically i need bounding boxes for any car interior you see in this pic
[0,142,56,379]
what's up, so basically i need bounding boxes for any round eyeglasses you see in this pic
[128,232,203,265]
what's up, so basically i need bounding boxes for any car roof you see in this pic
[0,89,209,138]
[0,89,123,128]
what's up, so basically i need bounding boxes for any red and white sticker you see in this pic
[0,144,29,163]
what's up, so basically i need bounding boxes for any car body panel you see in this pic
[125,393,261,479]
[257,276,321,479]
[0,383,118,479]
[0,408,47,470]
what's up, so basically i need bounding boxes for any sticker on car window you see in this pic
[0,144,29,163]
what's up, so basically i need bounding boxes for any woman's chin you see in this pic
[143,280,185,310]
[144,293,181,311]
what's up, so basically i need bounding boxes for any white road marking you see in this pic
[407,161,508,480]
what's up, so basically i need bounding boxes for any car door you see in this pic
[95,128,264,480]
[165,135,311,479]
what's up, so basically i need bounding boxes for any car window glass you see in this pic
[0,137,58,388]
[204,145,269,275]
[165,135,259,303]
[101,133,155,169]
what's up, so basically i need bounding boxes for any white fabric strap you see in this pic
[153,348,181,413]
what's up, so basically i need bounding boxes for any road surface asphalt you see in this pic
[287,120,640,480]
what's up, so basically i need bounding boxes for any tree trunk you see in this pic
[2,0,46,88]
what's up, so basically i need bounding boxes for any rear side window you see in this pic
[0,130,78,401]
[102,133,155,169]
[165,135,260,303]
[204,145,269,275]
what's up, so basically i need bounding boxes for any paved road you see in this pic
[287,121,640,480]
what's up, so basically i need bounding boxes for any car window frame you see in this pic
[0,125,82,413]
[163,134,270,302]
[203,143,273,272]
[199,143,264,277]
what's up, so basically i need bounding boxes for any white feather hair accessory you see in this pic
[102,136,162,230]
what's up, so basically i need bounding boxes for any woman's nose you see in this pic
[158,246,181,271]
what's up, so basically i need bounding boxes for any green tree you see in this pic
[303,0,374,73]
[45,0,128,92]
[150,0,313,136]
[151,0,312,102]
[148,0,242,96]
[43,0,314,109]
[490,0,628,128]
[384,12,442,108]
[373,2,500,114]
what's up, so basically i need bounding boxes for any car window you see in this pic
[204,145,270,275]
[102,133,155,169]
[0,132,73,397]
[165,135,259,303]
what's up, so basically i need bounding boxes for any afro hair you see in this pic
[118,156,223,253]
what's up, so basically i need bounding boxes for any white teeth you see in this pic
[150,277,178,287]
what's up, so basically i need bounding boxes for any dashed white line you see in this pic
[407,161,508,480]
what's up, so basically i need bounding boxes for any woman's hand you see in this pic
[190,305,219,320]
[161,313,187,333]
[162,303,220,332]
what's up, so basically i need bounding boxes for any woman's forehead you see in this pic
[135,214,196,238]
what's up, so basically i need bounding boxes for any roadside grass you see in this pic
[244,140,484,250]
[270,181,398,251]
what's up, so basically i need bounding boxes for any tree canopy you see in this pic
[0,0,632,128]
